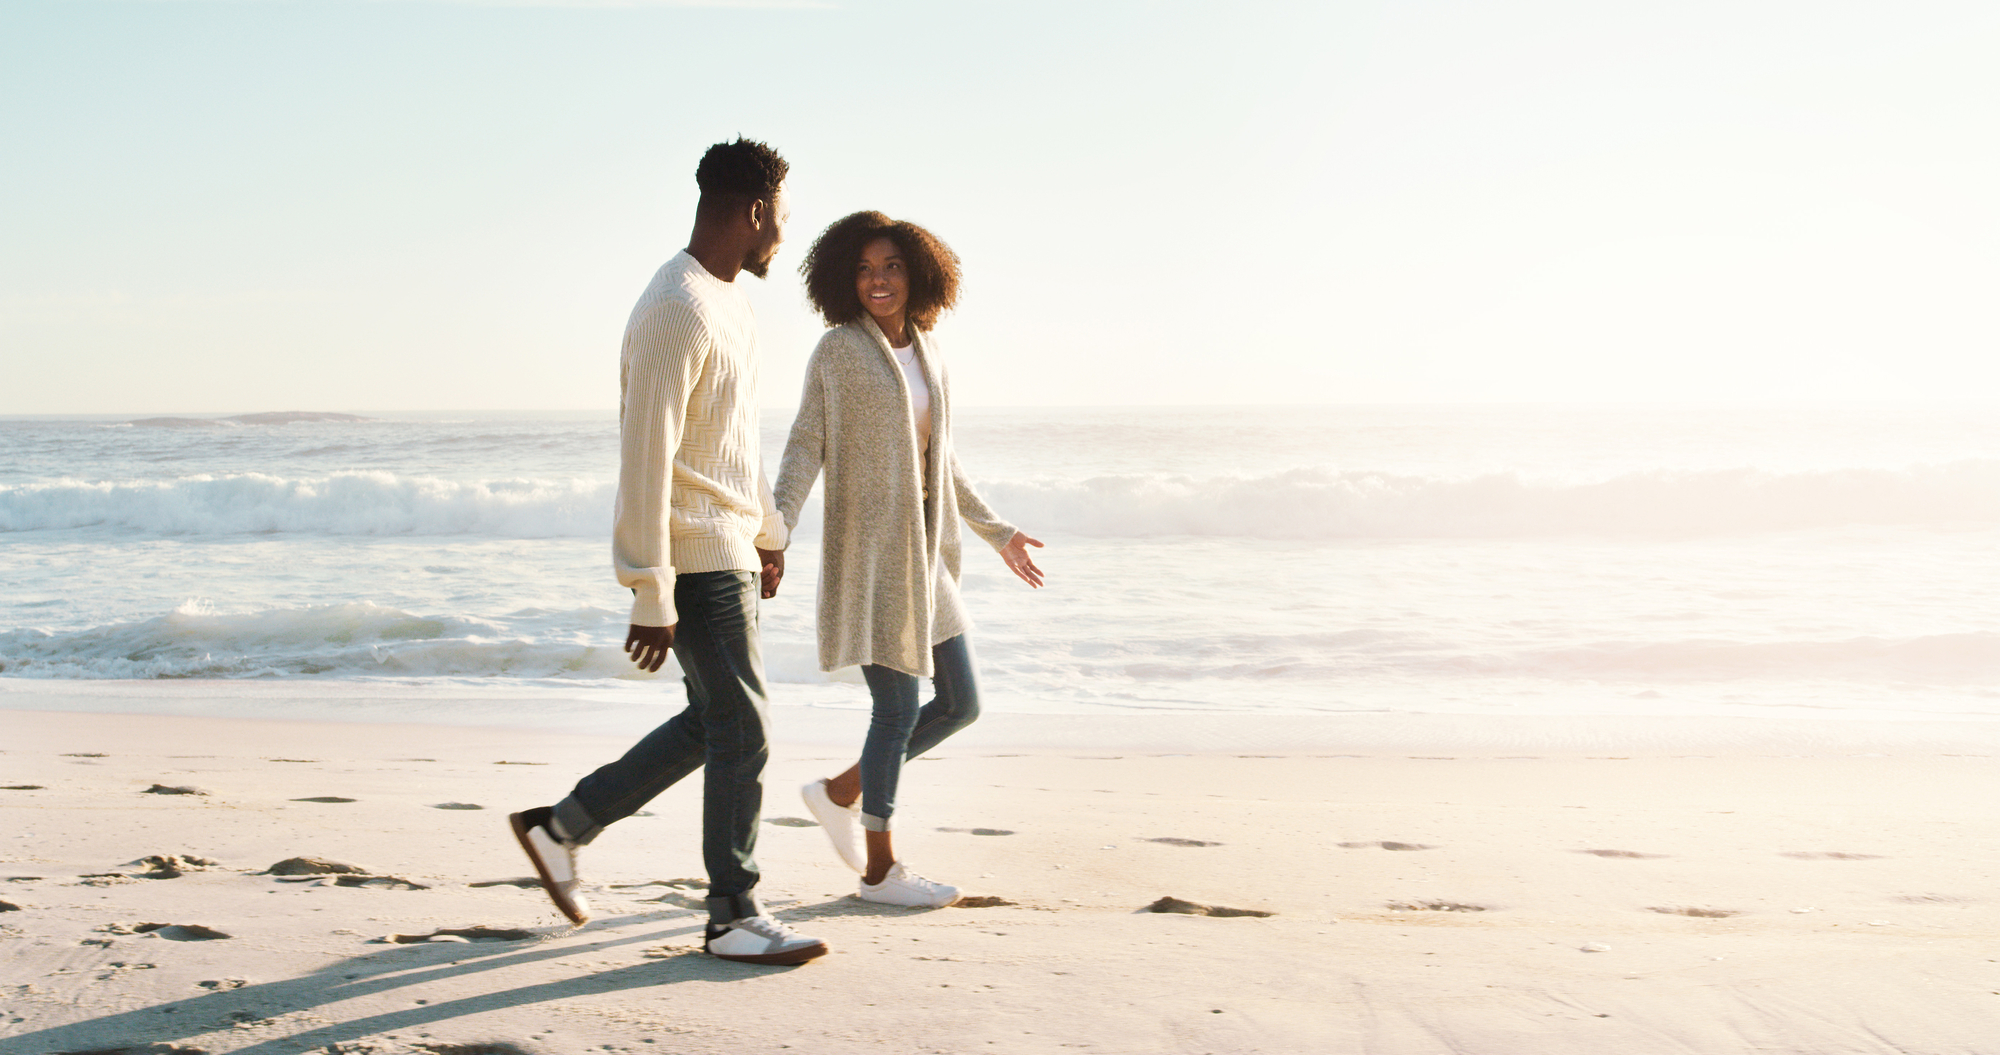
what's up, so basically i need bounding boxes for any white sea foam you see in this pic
[5,460,1998,539]
[6,598,1995,694]
[0,601,837,685]
[0,473,612,537]
[984,461,2000,538]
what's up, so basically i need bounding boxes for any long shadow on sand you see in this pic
[5,904,826,1054]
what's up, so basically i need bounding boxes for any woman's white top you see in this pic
[892,342,932,456]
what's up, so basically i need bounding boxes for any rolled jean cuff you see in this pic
[860,811,891,833]
[551,796,604,846]
[706,889,764,926]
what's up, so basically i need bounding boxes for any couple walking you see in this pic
[508,138,1044,966]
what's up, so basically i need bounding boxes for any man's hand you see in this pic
[625,623,676,672]
[756,547,785,599]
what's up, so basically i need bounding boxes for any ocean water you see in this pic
[3,404,1998,726]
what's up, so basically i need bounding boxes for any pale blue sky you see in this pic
[3,0,1996,413]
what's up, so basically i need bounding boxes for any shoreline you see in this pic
[9,675,2000,754]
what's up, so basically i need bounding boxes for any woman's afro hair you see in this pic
[800,211,962,332]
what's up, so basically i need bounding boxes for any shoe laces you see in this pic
[889,863,944,890]
[730,915,808,942]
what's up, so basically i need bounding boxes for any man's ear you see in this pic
[746,197,769,231]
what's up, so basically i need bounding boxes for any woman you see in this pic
[774,210,1044,907]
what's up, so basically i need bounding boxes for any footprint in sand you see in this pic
[953,896,1017,908]
[142,784,207,796]
[609,878,705,890]
[1646,906,1741,917]
[62,752,107,758]
[128,855,219,879]
[469,877,544,889]
[0,900,20,912]
[262,857,369,876]
[1578,849,1669,859]
[277,874,429,890]
[2,785,45,791]
[937,827,1016,836]
[764,816,819,827]
[1145,896,1274,918]
[291,796,357,803]
[1893,894,1976,904]
[1781,851,1885,860]
[1339,841,1435,851]
[431,802,484,810]
[198,978,249,990]
[377,926,533,944]
[1386,900,1488,913]
[266,758,320,763]
[1144,837,1222,847]
[102,922,232,941]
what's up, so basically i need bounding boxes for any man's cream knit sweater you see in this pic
[613,250,787,628]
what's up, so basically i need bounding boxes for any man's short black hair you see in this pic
[695,138,788,211]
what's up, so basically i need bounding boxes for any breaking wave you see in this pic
[3,460,1997,539]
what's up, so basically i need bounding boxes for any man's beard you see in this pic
[741,258,770,279]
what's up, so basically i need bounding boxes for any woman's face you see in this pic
[855,236,909,328]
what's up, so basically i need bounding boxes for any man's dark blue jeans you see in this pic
[552,570,769,925]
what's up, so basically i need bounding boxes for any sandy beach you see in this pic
[1,705,1997,1055]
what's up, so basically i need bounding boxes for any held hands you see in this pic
[625,623,675,672]
[756,547,785,600]
[1000,531,1046,588]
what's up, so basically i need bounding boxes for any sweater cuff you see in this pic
[630,582,675,628]
[754,511,790,551]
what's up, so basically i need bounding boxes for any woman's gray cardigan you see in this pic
[774,318,1017,678]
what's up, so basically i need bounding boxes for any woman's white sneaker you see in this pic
[858,862,960,907]
[704,915,829,965]
[801,779,866,873]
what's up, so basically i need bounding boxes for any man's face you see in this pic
[741,186,789,279]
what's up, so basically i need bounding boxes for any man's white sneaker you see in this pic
[508,806,591,925]
[801,779,865,873]
[704,915,829,965]
[858,862,960,908]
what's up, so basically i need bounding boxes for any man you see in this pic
[509,138,825,966]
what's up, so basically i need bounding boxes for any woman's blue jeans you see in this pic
[858,634,981,831]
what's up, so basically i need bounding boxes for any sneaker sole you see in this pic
[508,809,589,926]
[857,889,961,908]
[706,939,830,966]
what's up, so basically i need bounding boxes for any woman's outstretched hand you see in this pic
[1000,531,1045,588]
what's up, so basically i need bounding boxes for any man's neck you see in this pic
[684,241,741,283]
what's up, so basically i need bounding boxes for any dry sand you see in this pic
[3,707,2000,1054]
